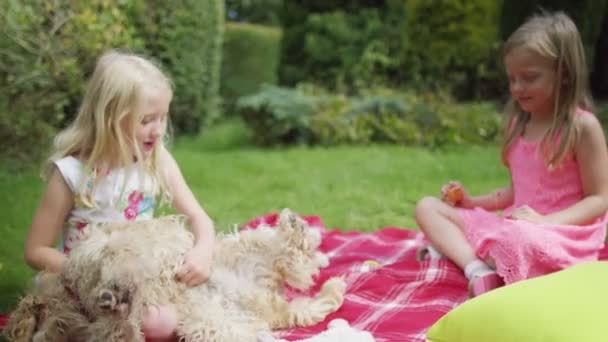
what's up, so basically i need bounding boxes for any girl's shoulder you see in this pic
[55,155,84,168]
[53,155,87,193]
[573,108,606,153]
[574,108,602,133]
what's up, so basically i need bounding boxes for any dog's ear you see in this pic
[278,208,295,231]
[278,208,306,233]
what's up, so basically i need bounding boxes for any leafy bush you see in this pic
[131,0,225,134]
[236,85,317,145]
[1,0,225,168]
[403,0,502,99]
[312,92,502,147]
[240,86,503,147]
[278,1,404,93]
[222,23,281,114]
[0,0,142,166]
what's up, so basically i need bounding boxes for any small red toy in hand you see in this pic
[445,185,464,205]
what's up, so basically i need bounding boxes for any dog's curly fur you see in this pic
[4,209,346,342]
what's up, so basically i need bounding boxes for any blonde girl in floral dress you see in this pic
[24,51,215,341]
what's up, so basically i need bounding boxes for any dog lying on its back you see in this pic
[4,209,346,342]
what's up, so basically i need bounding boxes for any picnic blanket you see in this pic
[3,213,608,341]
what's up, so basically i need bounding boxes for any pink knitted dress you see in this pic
[458,113,608,285]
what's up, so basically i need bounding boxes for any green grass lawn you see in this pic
[0,120,509,312]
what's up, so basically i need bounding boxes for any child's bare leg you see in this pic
[415,196,503,297]
[415,196,476,269]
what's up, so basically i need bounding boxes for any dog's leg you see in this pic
[264,277,346,329]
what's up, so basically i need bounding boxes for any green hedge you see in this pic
[221,23,281,113]
[131,0,224,133]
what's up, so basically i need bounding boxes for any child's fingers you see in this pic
[176,267,195,284]
[183,272,196,286]
[440,184,452,201]
[441,181,462,194]
[176,263,192,281]
[176,264,208,286]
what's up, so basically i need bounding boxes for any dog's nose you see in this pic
[101,291,113,301]
[99,291,115,309]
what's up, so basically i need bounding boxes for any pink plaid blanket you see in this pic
[3,213,608,341]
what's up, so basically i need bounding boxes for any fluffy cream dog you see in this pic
[4,209,346,342]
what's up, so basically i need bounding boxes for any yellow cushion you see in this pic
[426,261,608,342]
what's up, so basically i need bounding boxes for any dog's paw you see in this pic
[321,277,347,296]
[317,277,347,310]
[314,252,329,268]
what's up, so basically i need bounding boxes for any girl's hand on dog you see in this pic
[176,245,212,286]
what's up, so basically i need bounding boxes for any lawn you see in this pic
[0,120,509,312]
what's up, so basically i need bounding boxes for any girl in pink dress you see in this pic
[415,11,608,297]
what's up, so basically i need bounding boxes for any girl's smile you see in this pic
[135,87,172,158]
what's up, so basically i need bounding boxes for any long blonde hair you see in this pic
[46,50,173,206]
[501,11,592,168]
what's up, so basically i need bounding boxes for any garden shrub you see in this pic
[222,23,281,114]
[236,85,317,145]
[403,0,503,100]
[0,0,142,166]
[1,0,225,169]
[278,0,405,93]
[278,0,503,100]
[241,86,503,147]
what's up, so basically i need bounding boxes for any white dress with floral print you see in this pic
[54,156,156,254]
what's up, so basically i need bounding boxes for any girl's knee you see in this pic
[415,196,442,221]
[142,304,178,341]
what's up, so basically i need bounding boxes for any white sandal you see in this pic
[416,245,444,261]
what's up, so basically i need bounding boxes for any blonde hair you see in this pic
[46,50,173,206]
[501,11,592,167]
